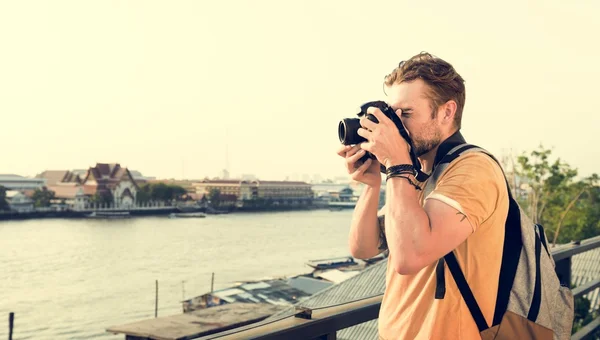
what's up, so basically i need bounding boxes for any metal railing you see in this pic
[198,235,600,340]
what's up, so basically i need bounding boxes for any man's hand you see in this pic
[357,106,411,168]
[337,144,382,187]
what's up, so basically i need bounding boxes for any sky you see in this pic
[1,0,598,181]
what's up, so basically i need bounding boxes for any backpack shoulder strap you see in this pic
[424,143,488,198]
[428,143,491,332]
[431,143,523,329]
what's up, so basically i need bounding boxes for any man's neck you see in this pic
[417,129,465,174]
[418,148,438,174]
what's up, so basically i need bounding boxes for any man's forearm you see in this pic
[385,176,432,274]
[348,184,382,259]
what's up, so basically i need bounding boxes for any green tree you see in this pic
[170,185,187,200]
[512,145,599,245]
[136,183,187,204]
[32,187,55,207]
[207,188,221,207]
[90,191,113,205]
[0,185,8,211]
[136,184,151,204]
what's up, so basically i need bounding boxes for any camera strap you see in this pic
[387,112,432,182]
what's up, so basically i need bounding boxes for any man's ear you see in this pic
[442,100,457,124]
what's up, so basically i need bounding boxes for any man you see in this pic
[337,52,508,339]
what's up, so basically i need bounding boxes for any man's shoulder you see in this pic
[427,148,508,232]
[438,149,505,184]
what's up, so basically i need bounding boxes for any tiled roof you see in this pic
[37,170,81,185]
[82,184,97,196]
[47,184,82,199]
[266,258,388,340]
[84,163,138,190]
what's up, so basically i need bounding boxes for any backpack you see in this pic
[426,143,575,340]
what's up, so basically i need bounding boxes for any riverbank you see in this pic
[0,207,178,221]
[0,203,347,221]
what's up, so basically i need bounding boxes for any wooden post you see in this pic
[155,280,158,318]
[211,273,215,293]
[8,312,14,340]
[182,281,186,312]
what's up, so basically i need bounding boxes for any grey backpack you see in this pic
[428,143,575,340]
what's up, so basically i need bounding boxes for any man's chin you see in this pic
[414,142,440,158]
[415,149,432,158]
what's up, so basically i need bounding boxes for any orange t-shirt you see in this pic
[378,152,509,340]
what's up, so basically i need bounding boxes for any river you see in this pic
[0,209,355,340]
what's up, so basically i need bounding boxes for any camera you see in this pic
[338,101,414,168]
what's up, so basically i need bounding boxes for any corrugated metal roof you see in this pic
[287,276,334,295]
[182,278,319,313]
[571,248,600,310]
[266,258,388,340]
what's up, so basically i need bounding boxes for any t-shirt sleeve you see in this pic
[424,153,505,233]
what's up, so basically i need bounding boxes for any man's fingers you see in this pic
[360,141,373,153]
[360,116,377,130]
[366,106,391,125]
[343,144,362,158]
[347,148,366,164]
[351,158,372,179]
[337,145,351,157]
[356,127,371,140]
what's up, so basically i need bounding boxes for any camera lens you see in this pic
[338,118,365,145]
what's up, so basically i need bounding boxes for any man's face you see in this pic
[386,79,444,157]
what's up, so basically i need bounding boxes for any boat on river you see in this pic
[86,211,131,219]
[169,212,207,218]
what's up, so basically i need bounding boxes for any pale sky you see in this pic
[1,0,598,181]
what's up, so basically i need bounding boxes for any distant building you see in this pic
[34,170,88,209]
[192,179,245,198]
[312,183,355,200]
[128,170,156,184]
[48,184,88,210]
[5,190,35,212]
[253,180,313,200]
[36,170,83,186]
[191,179,313,205]
[0,174,45,191]
[81,163,139,208]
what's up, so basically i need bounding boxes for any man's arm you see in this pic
[384,154,502,275]
[348,185,385,259]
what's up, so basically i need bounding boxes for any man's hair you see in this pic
[384,52,466,129]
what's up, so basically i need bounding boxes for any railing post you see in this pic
[555,257,572,287]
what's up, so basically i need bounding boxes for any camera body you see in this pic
[338,101,414,170]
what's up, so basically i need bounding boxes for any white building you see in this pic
[0,174,45,191]
[5,190,35,212]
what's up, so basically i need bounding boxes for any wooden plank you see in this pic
[106,303,289,340]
